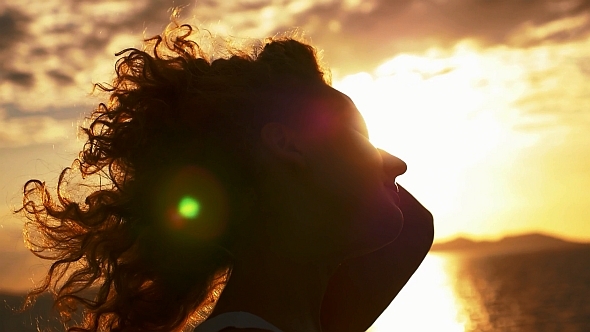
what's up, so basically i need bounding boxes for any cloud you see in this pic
[46,70,74,85]
[0,7,29,51]
[273,0,590,74]
[0,107,79,149]
[2,0,590,114]
[0,1,164,111]
[3,71,34,87]
[0,7,34,87]
[0,0,300,112]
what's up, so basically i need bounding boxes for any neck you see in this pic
[211,244,333,332]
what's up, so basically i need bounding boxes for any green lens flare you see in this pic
[178,196,200,219]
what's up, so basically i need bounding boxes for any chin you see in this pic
[350,203,404,257]
[374,205,404,249]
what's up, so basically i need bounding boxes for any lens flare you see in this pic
[178,196,200,219]
[158,165,229,240]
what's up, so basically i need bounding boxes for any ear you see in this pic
[260,122,306,168]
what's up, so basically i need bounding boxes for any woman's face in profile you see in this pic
[291,90,407,259]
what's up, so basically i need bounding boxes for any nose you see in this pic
[378,148,407,179]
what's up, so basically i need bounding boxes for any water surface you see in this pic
[369,247,590,332]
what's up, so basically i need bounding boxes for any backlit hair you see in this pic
[19,19,330,332]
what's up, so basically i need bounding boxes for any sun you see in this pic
[333,42,534,240]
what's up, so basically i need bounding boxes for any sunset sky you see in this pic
[1,0,590,291]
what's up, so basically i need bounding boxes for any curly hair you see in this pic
[19,21,330,332]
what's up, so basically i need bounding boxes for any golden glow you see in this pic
[368,254,468,331]
[334,37,590,242]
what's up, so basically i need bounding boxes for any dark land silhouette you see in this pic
[0,292,63,332]
[431,233,590,256]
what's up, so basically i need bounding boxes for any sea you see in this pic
[369,246,590,332]
[1,247,589,332]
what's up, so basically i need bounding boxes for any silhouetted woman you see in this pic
[20,22,433,332]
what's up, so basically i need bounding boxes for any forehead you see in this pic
[302,88,368,137]
[338,92,368,136]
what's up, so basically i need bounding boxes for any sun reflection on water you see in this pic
[368,253,468,332]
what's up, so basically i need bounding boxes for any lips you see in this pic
[384,183,401,206]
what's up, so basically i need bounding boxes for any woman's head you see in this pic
[19,22,405,332]
[251,86,407,262]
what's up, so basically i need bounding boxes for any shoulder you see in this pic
[194,311,283,332]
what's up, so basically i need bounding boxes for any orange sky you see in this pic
[1,0,590,291]
[333,37,590,242]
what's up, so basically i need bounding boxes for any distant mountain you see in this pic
[431,233,590,256]
[0,292,62,332]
